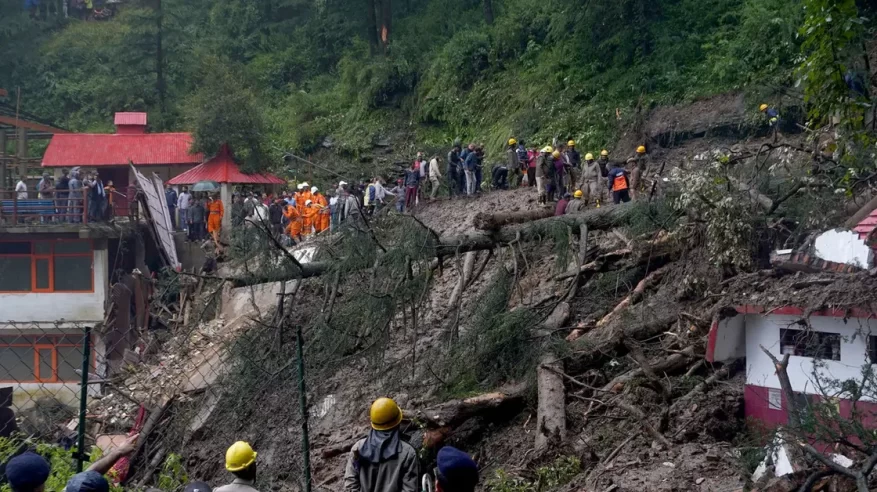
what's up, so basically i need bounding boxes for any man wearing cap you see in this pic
[434,447,478,492]
[216,441,259,492]
[6,452,51,492]
[64,433,139,492]
[343,397,418,492]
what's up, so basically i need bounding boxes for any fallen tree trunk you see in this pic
[730,177,773,212]
[448,252,476,307]
[535,302,569,453]
[595,264,670,329]
[603,346,698,393]
[411,390,526,428]
[473,203,638,232]
[844,193,877,229]
[232,205,651,286]
[570,308,679,370]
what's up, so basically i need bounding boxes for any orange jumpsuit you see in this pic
[207,200,224,233]
[284,204,302,238]
[313,193,329,232]
[298,191,313,213]
[301,204,318,236]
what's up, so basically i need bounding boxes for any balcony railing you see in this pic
[0,189,89,225]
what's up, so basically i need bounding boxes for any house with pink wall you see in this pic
[707,305,877,427]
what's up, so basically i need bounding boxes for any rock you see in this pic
[662,462,675,468]
[705,450,720,462]
[695,478,705,485]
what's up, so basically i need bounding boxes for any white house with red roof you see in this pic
[41,112,204,215]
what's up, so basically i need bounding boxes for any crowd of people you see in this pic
[8,168,116,224]
[3,397,477,492]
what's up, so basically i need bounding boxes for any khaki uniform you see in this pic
[535,154,551,203]
[579,160,603,205]
[565,198,585,214]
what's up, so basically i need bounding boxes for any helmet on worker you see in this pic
[574,190,583,198]
[225,441,257,478]
[567,140,576,147]
[636,145,646,154]
[551,150,561,159]
[311,186,318,194]
[542,146,554,154]
[584,153,594,161]
[759,103,769,112]
[600,149,609,157]
[370,397,403,430]
[508,138,517,146]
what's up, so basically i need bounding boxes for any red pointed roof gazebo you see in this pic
[167,144,285,185]
[168,144,284,232]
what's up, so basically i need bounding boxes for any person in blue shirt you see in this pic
[463,147,479,196]
[759,104,781,142]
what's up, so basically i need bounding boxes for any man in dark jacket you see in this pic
[447,145,462,197]
[343,397,418,492]
[268,198,284,235]
[434,447,479,492]
[463,148,479,196]
[165,185,178,229]
[188,197,206,241]
[56,169,70,220]
[404,162,420,211]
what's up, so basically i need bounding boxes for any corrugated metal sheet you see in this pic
[42,133,203,167]
[854,209,877,241]
[130,163,181,270]
[114,112,147,126]
[167,145,285,185]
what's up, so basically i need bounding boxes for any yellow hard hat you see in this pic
[552,150,561,159]
[574,190,583,198]
[636,145,646,154]
[225,441,257,472]
[584,153,594,161]
[542,146,554,153]
[370,397,403,430]
[759,103,768,112]
[508,138,517,146]
[600,150,609,157]
[567,140,576,147]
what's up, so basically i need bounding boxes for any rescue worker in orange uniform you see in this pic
[298,182,312,214]
[311,186,329,233]
[301,199,319,237]
[294,183,305,212]
[206,193,225,253]
[284,201,303,242]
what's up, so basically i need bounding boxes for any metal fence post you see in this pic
[296,325,312,492]
[76,325,91,472]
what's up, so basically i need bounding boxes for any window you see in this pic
[0,335,91,383]
[768,388,782,410]
[779,328,841,361]
[0,240,93,293]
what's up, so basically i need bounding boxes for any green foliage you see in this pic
[0,437,113,492]
[157,453,189,491]
[486,456,581,492]
[442,269,540,394]
[797,0,866,128]
[184,58,272,172]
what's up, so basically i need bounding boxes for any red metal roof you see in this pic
[854,209,877,242]
[166,145,285,185]
[42,133,203,167]
[114,112,147,126]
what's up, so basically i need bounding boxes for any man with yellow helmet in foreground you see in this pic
[344,397,418,492]
[629,145,650,200]
[563,140,581,193]
[217,441,260,492]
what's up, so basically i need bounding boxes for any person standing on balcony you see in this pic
[68,171,83,223]
[56,168,70,220]
[15,176,27,199]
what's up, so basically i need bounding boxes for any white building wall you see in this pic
[745,314,877,399]
[0,248,108,325]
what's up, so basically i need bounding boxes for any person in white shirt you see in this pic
[429,156,443,199]
[177,186,192,232]
[15,178,27,199]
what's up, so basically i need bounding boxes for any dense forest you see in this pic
[0,0,869,172]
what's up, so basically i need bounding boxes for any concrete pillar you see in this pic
[15,127,27,180]
[0,131,6,189]
[220,182,231,236]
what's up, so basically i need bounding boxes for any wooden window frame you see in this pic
[0,335,94,383]
[0,240,94,294]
